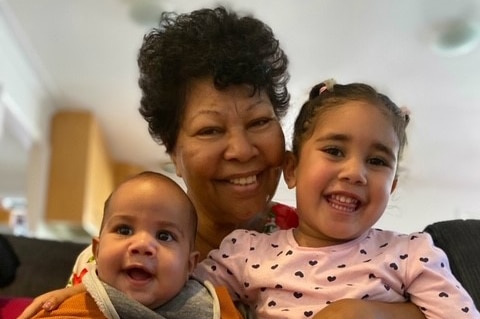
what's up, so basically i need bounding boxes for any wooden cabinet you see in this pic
[45,110,113,235]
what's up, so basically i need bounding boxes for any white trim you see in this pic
[0,0,60,101]
[0,86,38,150]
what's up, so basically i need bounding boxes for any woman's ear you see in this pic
[169,153,182,178]
[283,151,298,189]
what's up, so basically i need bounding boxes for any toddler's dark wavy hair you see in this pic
[292,80,410,161]
[138,6,290,153]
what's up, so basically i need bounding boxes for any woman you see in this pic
[137,6,295,259]
[19,7,425,319]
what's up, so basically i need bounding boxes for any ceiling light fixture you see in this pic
[430,20,480,56]
[128,0,173,28]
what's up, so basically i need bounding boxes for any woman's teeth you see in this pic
[230,175,256,185]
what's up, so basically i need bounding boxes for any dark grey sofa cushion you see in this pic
[424,219,480,310]
[0,234,19,288]
[0,235,88,297]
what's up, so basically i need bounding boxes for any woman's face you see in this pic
[171,77,285,226]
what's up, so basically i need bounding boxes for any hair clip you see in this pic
[319,78,336,95]
[399,106,410,116]
[399,106,411,121]
[319,85,328,94]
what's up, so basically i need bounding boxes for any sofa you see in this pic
[423,219,480,310]
[0,219,479,317]
[0,234,88,318]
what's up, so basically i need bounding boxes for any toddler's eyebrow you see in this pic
[371,142,397,161]
[314,133,348,145]
[316,133,397,160]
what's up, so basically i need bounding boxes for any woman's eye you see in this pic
[249,117,272,128]
[197,127,222,136]
[116,225,133,236]
[157,231,174,242]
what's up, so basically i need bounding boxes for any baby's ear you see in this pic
[92,236,100,259]
[188,251,200,275]
[283,151,298,189]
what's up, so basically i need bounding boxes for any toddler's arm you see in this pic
[17,283,86,319]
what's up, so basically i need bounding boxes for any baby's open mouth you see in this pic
[127,267,152,281]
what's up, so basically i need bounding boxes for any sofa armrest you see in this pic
[424,219,480,309]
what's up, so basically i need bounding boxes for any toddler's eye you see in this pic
[368,157,389,167]
[157,231,174,242]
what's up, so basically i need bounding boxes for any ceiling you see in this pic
[1,0,480,230]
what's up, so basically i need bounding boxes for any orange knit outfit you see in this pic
[30,287,242,319]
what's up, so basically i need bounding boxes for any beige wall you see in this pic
[0,206,10,224]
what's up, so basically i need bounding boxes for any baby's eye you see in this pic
[323,147,343,157]
[157,231,174,242]
[115,225,133,236]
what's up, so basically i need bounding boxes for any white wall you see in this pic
[0,5,55,234]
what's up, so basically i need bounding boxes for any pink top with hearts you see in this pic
[194,228,479,319]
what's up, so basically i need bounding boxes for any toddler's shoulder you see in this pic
[369,228,433,248]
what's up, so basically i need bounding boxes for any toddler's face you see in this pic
[93,178,197,308]
[285,101,399,247]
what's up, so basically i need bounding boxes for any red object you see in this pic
[0,297,33,319]
[72,267,89,285]
[271,203,299,229]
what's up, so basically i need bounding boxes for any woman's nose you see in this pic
[224,129,259,161]
[129,232,156,256]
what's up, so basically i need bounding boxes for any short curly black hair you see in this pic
[138,6,290,153]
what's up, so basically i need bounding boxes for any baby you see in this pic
[30,171,240,319]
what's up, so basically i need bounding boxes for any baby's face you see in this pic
[93,178,197,308]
